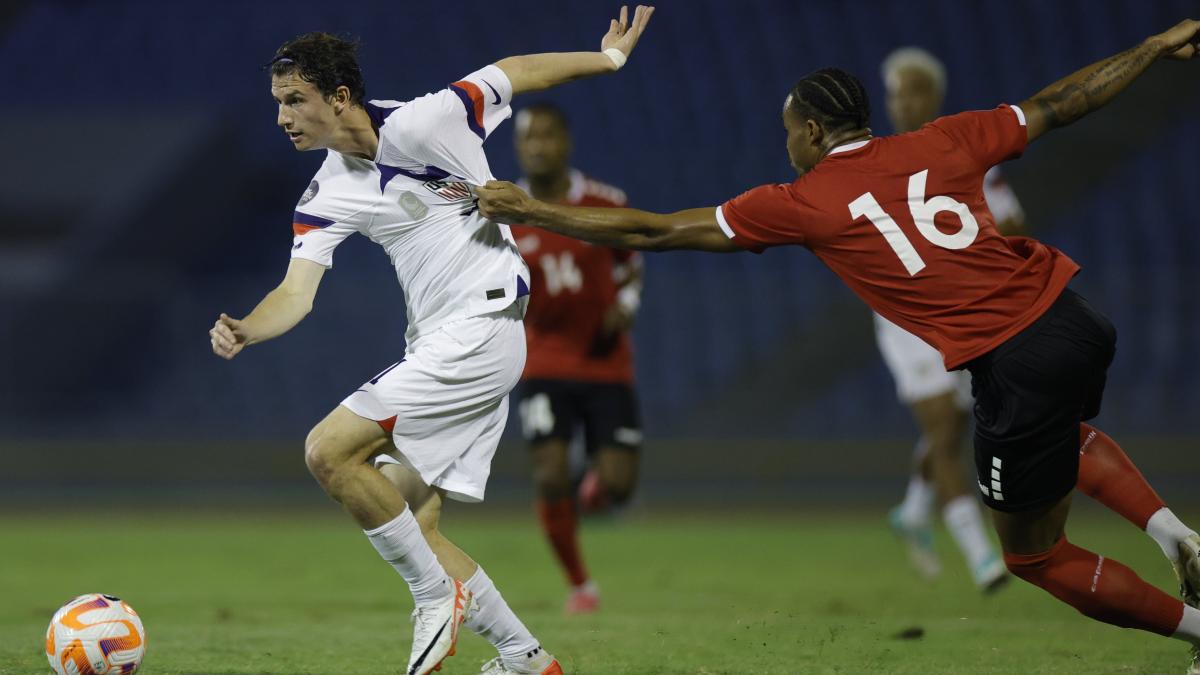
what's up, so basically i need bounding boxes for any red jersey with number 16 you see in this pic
[717,105,1079,370]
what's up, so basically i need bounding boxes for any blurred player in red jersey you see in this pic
[478,20,1200,671]
[878,47,1023,592]
[510,103,643,614]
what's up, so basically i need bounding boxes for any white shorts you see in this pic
[342,302,526,503]
[874,312,972,409]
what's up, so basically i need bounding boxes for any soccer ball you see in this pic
[45,594,146,675]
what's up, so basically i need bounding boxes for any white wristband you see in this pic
[617,285,641,315]
[603,48,627,70]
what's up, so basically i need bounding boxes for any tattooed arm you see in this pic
[1021,19,1199,142]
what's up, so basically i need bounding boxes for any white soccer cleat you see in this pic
[888,507,941,580]
[1178,534,1200,607]
[407,579,472,675]
[972,553,1010,595]
[479,647,564,674]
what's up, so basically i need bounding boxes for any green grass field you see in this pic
[1,507,1193,674]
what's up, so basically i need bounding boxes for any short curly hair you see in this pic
[268,32,366,106]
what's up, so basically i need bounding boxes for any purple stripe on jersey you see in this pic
[377,163,451,192]
[516,275,530,298]
[365,101,400,128]
[293,211,335,227]
[448,84,486,140]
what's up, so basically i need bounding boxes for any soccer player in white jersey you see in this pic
[878,47,1024,592]
[208,7,655,674]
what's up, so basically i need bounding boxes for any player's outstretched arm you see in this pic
[477,181,738,253]
[1021,19,1198,143]
[209,259,325,360]
[495,5,654,95]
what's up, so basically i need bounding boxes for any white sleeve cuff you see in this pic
[476,64,513,108]
[714,206,736,239]
[1010,104,1026,127]
[290,244,333,268]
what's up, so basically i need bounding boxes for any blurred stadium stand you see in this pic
[2,0,1198,502]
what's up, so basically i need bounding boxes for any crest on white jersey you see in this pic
[399,191,430,220]
[423,179,475,203]
[299,180,319,206]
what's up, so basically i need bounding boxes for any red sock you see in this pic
[1076,424,1165,529]
[1005,537,1183,636]
[536,497,589,587]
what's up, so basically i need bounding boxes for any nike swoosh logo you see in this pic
[482,79,501,105]
[409,619,449,675]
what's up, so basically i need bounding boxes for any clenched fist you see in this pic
[210,313,248,360]
[476,180,535,223]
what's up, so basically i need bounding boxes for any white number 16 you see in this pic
[848,169,979,276]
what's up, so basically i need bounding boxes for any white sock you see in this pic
[1146,507,1197,565]
[364,508,451,606]
[898,473,935,526]
[464,566,541,663]
[942,495,996,571]
[1173,604,1200,647]
[573,579,599,595]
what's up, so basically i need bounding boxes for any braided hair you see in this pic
[787,68,871,133]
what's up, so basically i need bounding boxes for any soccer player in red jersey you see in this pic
[509,103,643,614]
[477,20,1200,670]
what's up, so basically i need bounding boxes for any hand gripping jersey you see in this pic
[290,65,530,343]
[511,170,639,383]
[718,105,1078,370]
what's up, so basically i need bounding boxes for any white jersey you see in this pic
[982,166,1023,225]
[290,65,530,342]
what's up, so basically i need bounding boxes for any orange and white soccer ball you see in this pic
[45,594,146,675]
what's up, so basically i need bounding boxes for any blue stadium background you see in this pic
[1,0,1197,480]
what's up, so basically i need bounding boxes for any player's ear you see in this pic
[332,85,351,113]
[806,118,824,146]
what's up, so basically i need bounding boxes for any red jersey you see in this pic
[514,170,639,383]
[718,105,1078,370]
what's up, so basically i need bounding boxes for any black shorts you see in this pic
[966,288,1116,513]
[515,379,643,453]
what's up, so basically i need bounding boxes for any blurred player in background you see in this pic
[509,103,644,614]
[877,47,1025,592]
[209,7,654,674]
[476,19,1200,672]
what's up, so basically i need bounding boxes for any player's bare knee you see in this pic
[532,458,571,498]
[604,479,635,505]
[597,448,638,504]
[599,469,637,504]
[304,446,336,487]
[303,424,349,485]
[304,428,327,474]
